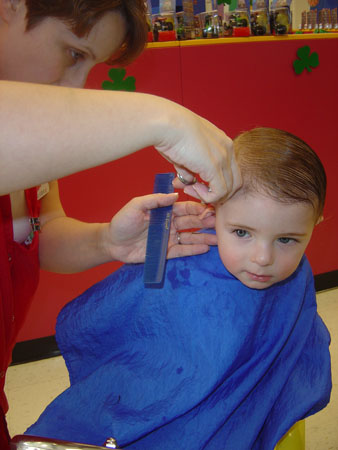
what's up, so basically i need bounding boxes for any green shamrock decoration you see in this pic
[102,68,136,92]
[293,46,319,75]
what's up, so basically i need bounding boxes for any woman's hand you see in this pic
[153,102,241,203]
[104,193,217,264]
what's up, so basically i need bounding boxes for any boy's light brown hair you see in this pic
[24,0,148,66]
[233,127,326,222]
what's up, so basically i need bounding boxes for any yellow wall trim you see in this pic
[147,33,338,49]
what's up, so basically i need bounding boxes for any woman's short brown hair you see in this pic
[233,127,327,221]
[24,0,148,65]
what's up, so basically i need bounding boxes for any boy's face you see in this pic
[215,191,316,289]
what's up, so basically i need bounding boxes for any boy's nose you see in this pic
[250,242,274,266]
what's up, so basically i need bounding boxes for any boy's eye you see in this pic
[278,237,295,244]
[234,229,249,238]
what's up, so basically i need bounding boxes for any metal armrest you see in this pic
[10,435,120,450]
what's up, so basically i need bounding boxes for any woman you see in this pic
[0,1,240,447]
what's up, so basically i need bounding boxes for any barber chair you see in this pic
[11,420,305,449]
[10,435,119,450]
[275,420,305,450]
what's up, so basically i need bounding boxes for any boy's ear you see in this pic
[0,0,22,23]
[316,215,324,225]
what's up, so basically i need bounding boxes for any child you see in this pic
[26,128,331,450]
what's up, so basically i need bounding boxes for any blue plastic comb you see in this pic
[144,173,175,287]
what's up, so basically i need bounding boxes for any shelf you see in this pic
[147,32,338,49]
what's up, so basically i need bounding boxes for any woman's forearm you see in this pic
[39,217,112,273]
[0,81,169,195]
[1,80,238,202]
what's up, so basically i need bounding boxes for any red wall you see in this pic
[17,37,338,342]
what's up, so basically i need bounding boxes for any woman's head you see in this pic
[233,127,326,222]
[24,0,148,65]
[0,0,147,86]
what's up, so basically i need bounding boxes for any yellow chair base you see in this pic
[275,420,305,450]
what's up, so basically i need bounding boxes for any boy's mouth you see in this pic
[246,272,272,283]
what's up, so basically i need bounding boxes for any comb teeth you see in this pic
[144,173,175,287]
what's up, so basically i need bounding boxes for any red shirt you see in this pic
[0,188,40,446]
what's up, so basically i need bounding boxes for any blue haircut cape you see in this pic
[26,246,331,449]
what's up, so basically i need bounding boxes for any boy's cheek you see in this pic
[217,246,238,274]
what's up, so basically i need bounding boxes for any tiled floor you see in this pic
[4,288,338,449]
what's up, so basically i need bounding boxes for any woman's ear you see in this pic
[0,0,21,23]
